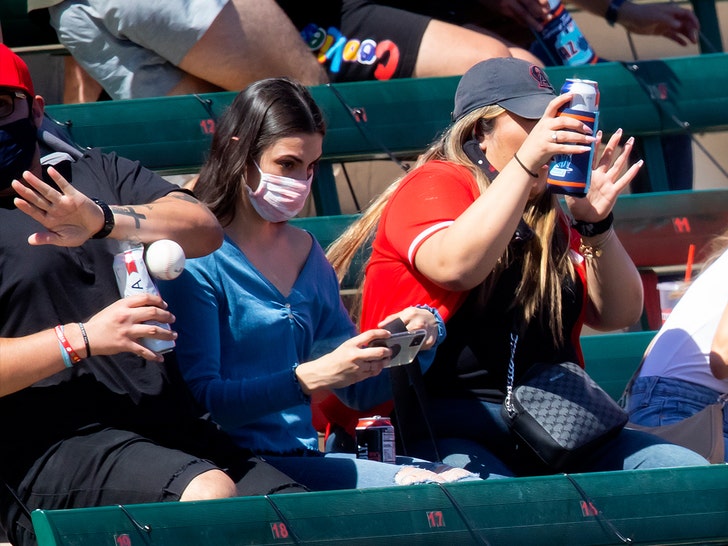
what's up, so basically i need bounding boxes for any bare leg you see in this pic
[179,469,237,501]
[63,56,104,103]
[413,19,542,78]
[173,0,327,95]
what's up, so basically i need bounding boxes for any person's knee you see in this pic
[629,444,709,469]
[180,469,237,501]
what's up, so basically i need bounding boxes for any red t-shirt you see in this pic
[361,160,481,329]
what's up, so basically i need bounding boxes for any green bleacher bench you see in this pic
[0,0,60,52]
[44,53,728,214]
[31,464,728,546]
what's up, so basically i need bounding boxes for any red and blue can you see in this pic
[355,415,396,463]
[547,79,600,197]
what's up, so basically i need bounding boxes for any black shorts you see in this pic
[5,425,305,546]
[282,0,431,81]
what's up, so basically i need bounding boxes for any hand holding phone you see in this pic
[369,328,427,367]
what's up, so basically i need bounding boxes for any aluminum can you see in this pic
[113,244,176,354]
[355,415,396,464]
[547,79,600,197]
[533,0,597,67]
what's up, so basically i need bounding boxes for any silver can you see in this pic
[113,244,176,354]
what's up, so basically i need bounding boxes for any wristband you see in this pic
[78,322,91,357]
[57,339,73,368]
[571,212,613,238]
[605,0,628,26]
[55,324,81,366]
[90,198,115,239]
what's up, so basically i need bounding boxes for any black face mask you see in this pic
[0,117,37,191]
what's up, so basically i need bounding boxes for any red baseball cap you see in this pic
[0,44,35,97]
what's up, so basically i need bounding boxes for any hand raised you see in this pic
[12,166,107,246]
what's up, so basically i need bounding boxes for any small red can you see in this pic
[355,415,396,464]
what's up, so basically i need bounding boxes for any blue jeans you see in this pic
[407,397,708,478]
[265,452,478,491]
[628,375,728,462]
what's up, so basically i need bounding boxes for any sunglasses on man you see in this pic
[0,91,29,120]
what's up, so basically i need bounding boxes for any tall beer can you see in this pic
[532,0,598,67]
[355,415,396,464]
[547,79,600,197]
[112,244,176,354]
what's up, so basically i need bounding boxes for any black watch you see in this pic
[90,198,115,239]
[571,212,613,238]
[605,0,627,26]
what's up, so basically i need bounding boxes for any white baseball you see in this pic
[145,239,186,280]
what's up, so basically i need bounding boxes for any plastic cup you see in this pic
[656,281,688,324]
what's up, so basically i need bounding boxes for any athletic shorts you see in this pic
[4,425,306,546]
[48,0,227,99]
[281,0,431,82]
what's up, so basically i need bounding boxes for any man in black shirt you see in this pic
[0,44,304,546]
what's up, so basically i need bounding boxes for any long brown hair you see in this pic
[327,105,575,340]
[194,78,326,226]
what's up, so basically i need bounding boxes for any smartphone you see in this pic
[370,329,427,368]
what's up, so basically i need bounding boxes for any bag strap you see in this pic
[1,473,31,521]
[503,330,520,417]
[389,357,442,462]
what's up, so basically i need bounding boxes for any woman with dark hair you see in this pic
[160,78,474,490]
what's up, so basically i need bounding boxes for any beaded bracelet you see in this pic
[55,324,82,366]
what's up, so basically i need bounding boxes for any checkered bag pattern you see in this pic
[503,361,628,471]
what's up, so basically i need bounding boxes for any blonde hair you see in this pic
[697,227,728,273]
[327,105,575,341]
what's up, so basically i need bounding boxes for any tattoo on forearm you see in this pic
[111,206,147,230]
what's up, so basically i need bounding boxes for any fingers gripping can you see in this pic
[113,244,176,354]
[356,415,396,464]
[547,79,600,197]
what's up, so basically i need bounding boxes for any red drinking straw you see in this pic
[684,243,696,283]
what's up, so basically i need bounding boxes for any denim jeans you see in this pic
[265,452,479,491]
[405,396,709,478]
[628,375,728,462]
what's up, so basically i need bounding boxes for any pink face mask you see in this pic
[246,162,313,223]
